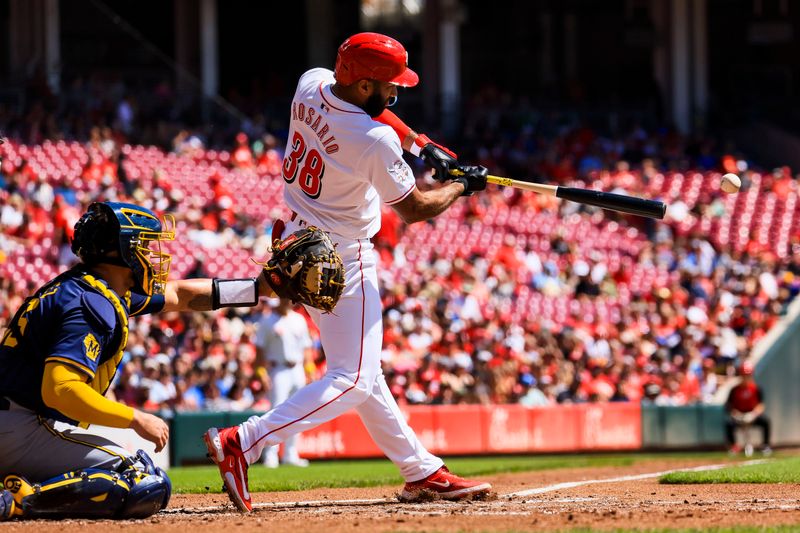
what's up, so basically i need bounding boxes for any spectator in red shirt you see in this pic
[231,132,254,168]
[724,361,771,455]
[205,173,236,229]
[373,204,402,266]
[207,172,228,199]
[254,133,283,175]
[21,199,49,242]
[772,166,794,201]
[493,234,522,272]
[80,155,104,186]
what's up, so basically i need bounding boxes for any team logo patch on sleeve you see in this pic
[83,333,101,361]
[388,160,412,185]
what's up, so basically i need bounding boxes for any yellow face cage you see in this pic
[134,214,176,295]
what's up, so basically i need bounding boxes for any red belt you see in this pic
[273,212,303,243]
[290,211,308,226]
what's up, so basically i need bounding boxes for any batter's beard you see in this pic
[363,92,387,118]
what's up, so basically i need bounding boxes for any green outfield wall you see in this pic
[171,411,257,466]
[640,404,726,449]
[752,309,800,445]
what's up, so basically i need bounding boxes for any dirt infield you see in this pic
[4,458,800,532]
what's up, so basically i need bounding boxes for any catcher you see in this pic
[0,201,336,520]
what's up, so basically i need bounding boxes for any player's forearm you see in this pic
[42,363,134,428]
[164,279,214,311]
[163,277,275,312]
[401,182,465,224]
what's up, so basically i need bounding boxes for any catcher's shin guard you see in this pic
[2,474,32,520]
[0,489,16,520]
[2,451,170,519]
[4,470,129,519]
[118,450,171,518]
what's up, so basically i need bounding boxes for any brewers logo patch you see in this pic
[4,476,22,493]
[83,333,101,361]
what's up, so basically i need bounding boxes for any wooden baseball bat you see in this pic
[450,170,667,220]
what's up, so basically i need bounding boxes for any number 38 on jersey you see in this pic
[282,131,325,199]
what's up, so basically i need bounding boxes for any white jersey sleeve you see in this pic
[359,133,416,206]
[281,68,418,240]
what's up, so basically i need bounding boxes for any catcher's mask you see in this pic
[71,202,175,296]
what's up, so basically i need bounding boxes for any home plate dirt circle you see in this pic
[6,458,800,532]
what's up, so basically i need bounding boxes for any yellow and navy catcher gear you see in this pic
[71,202,175,296]
[1,450,170,520]
[0,264,166,422]
[0,488,14,520]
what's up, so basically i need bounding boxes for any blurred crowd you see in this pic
[0,72,284,153]
[1,84,799,415]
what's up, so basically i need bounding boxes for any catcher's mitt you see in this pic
[261,226,345,313]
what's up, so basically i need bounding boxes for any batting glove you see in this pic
[451,165,488,196]
[417,134,459,182]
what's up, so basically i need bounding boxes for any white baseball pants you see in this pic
[263,364,306,465]
[238,220,443,481]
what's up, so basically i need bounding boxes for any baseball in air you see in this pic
[720,173,741,193]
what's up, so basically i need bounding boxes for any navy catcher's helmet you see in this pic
[71,202,175,295]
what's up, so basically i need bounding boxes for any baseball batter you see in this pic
[204,32,491,512]
[0,201,273,520]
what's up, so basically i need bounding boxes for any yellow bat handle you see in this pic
[450,169,558,195]
[486,175,516,187]
[485,175,558,196]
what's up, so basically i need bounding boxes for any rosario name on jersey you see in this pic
[282,68,416,240]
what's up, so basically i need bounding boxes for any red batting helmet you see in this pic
[334,32,419,87]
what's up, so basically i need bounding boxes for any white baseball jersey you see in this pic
[282,68,416,239]
[255,310,312,367]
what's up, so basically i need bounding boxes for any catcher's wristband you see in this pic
[211,278,259,309]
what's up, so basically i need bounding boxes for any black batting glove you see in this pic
[419,139,459,182]
[451,165,488,196]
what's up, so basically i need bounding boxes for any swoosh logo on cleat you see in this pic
[428,480,451,488]
[237,461,251,499]
[224,472,247,511]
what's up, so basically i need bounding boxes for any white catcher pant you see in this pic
[239,220,443,481]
